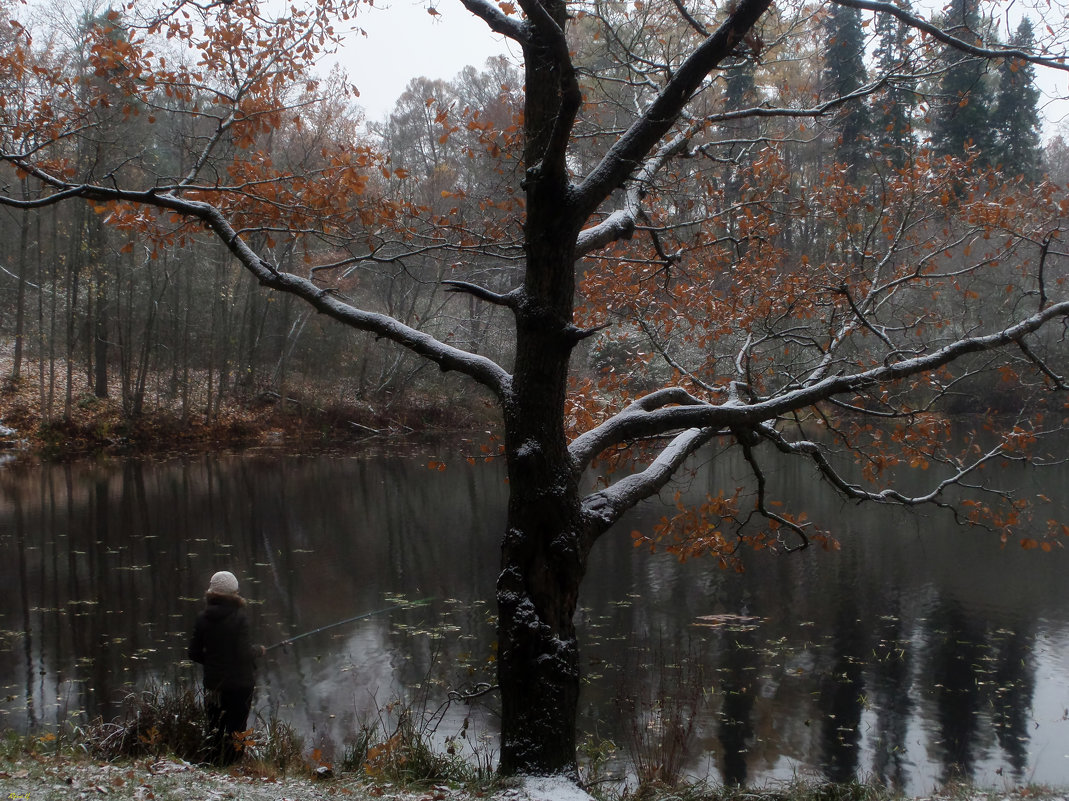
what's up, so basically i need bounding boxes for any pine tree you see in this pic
[722,56,761,164]
[724,57,759,121]
[871,0,918,167]
[821,3,870,177]
[931,0,995,163]
[990,18,1042,180]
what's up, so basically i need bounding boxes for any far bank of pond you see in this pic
[1,448,1068,795]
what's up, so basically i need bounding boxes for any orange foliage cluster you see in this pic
[574,142,1068,558]
[0,0,410,266]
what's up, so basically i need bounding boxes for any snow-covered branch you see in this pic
[456,0,530,43]
[0,167,514,398]
[833,0,1069,73]
[571,0,772,221]
[570,300,1069,470]
[574,129,691,257]
[569,387,708,474]
[580,426,717,543]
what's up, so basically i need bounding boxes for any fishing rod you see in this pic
[265,596,436,652]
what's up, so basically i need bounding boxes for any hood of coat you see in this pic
[202,592,247,617]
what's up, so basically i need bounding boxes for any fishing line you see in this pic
[265,596,435,652]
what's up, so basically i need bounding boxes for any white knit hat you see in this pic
[208,570,240,595]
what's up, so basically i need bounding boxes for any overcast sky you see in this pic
[333,0,517,122]
[327,0,1067,135]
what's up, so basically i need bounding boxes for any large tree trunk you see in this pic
[496,502,585,775]
[497,313,588,775]
[496,119,588,770]
[495,0,590,766]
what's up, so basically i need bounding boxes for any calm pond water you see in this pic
[1,446,1068,793]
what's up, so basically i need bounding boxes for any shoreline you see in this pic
[2,753,1067,801]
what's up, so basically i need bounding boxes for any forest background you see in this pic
[6,0,1069,780]
[1,0,1067,453]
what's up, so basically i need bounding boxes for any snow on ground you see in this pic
[0,756,599,801]
[507,775,596,801]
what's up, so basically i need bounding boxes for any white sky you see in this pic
[324,0,1067,136]
[331,0,517,122]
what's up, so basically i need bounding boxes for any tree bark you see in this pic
[12,205,29,383]
[497,40,588,764]
[497,315,589,774]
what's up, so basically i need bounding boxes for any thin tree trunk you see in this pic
[181,254,191,423]
[46,207,58,422]
[11,189,30,383]
[93,274,108,398]
[37,210,46,420]
[133,252,163,419]
[117,242,132,414]
[65,220,82,419]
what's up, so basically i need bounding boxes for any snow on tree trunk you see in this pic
[496,256,587,774]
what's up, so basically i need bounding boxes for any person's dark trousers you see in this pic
[204,687,254,765]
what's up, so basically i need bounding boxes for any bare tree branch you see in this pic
[443,280,520,307]
[833,0,1069,72]
[571,0,773,219]
[0,165,514,398]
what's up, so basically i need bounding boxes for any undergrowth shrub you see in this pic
[81,685,211,763]
[78,683,305,775]
[613,637,707,791]
[245,716,305,777]
[361,704,476,786]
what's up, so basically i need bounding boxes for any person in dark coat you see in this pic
[188,570,264,765]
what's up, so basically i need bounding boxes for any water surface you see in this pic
[1,448,1067,793]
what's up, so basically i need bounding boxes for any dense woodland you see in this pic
[0,0,1066,430]
[4,0,1069,776]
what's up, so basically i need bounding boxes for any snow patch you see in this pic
[497,775,595,801]
[516,439,542,459]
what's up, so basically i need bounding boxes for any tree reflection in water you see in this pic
[925,599,1036,785]
[1,452,1067,793]
[868,595,913,788]
[716,619,760,786]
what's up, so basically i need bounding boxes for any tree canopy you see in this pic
[2,0,1069,779]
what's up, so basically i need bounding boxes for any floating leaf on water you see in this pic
[693,614,764,630]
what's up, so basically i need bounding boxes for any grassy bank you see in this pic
[1,714,1066,801]
[2,750,1067,801]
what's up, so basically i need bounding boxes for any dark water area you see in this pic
[1,447,1068,793]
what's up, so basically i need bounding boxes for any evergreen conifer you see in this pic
[931,0,995,163]
[821,3,870,177]
[990,18,1042,180]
